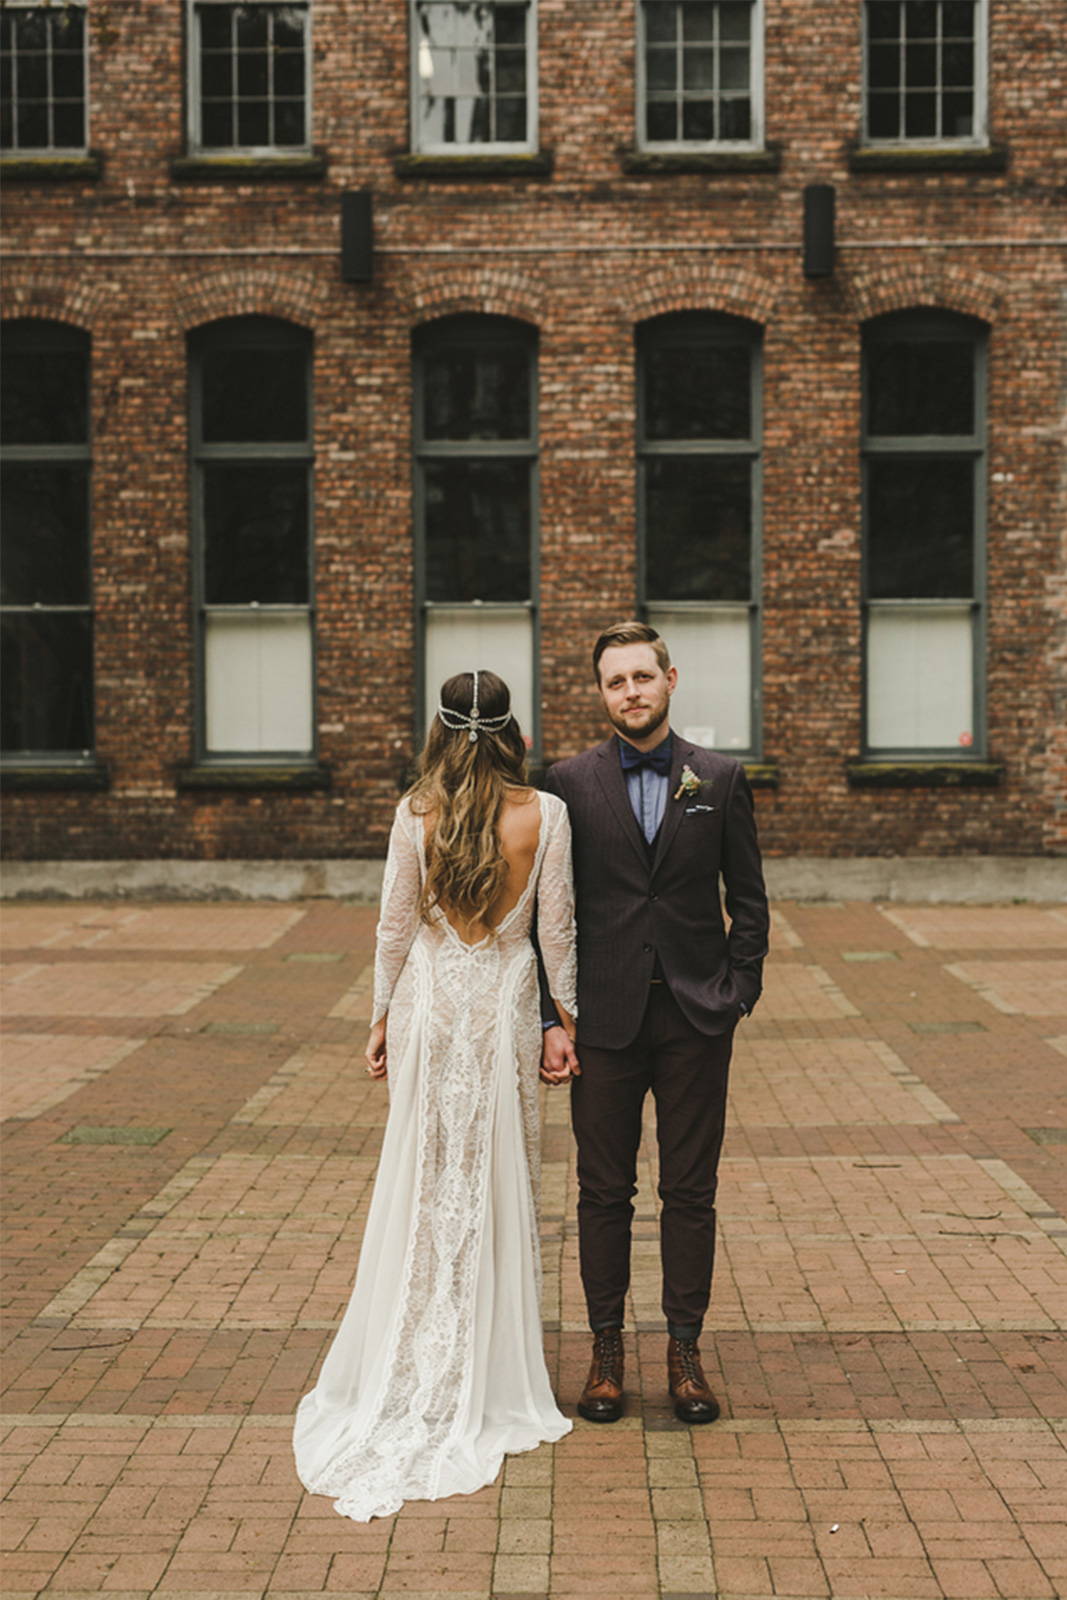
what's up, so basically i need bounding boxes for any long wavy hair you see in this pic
[407,670,531,933]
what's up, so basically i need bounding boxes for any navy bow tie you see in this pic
[619,739,672,776]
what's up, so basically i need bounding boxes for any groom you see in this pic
[541,621,768,1424]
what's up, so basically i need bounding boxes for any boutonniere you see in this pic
[673,764,702,801]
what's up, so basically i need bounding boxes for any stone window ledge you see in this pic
[846,760,1004,789]
[620,145,782,176]
[175,762,331,792]
[0,152,103,182]
[0,760,110,791]
[744,762,780,789]
[393,150,554,181]
[848,142,1009,174]
[169,151,327,182]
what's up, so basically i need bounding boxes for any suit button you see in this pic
[649,893,658,901]
[643,943,652,953]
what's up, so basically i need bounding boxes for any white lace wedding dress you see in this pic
[293,789,576,1521]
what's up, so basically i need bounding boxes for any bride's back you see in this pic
[422,787,540,944]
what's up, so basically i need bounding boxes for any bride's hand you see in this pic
[365,1018,387,1079]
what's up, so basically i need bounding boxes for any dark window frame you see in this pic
[412,314,540,755]
[0,318,94,763]
[187,0,312,156]
[188,315,316,763]
[861,308,988,760]
[636,310,763,761]
[0,0,88,156]
[861,0,988,148]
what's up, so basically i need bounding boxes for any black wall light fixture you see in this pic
[803,184,835,279]
[341,190,374,284]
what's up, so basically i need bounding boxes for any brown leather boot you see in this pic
[577,1327,625,1422]
[668,1336,720,1424]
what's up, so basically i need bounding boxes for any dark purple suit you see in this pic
[544,734,769,1340]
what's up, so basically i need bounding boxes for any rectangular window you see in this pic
[190,2,310,153]
[190,319,315,758]
[414,317,538,748]
[0,2,87,153]
[864,0,986,144]
[862,313,986,755]
[639,0,761,148]
[638,315,761,755]
[412,0,535,152]
[1,322,93,758]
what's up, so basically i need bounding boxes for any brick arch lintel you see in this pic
[845,260,1004,325]
[0,270,111,329]
[171,265,328,334]
[630,263,779,327]
[406,268,547,330]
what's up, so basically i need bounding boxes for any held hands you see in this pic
[539,1006,580,1086]
[365,1017,388,1080]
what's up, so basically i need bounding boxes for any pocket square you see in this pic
[685,803,716,814]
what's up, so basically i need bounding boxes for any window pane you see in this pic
[0,466,90,605]
[237,46,269,96]
[494,5,527,47]
[204,610,312,753]
[495,95,526,140]
[867,90,900,138]
[646,99,677,140]
[52,48,85,100]
[646,46,677,91]
[867,458,973,598]
[425,605,534,743]
[867,603,973,749]
[422,343,531,441]
[200,345,308,442]
[943,1,975,35]
[682,47,716,90]
[1,348,88,445]
[904,91,937,136]
[18,50,47,100]
[681,4,716,43]
[905,2,939,39]
[867,337,975,435]
[199,8,232,49]
[274,98,305,144]
[1,612,93,753]
[237,98,270,145]
[719,97,750,139]
[646,457,751,601]
[203,464,309,603]
[867,2,902,41]
[274,8,306,49]
[719,2,751,41]
[647,603,751,749]
[645,338,751,440]
[495,45,525,91]
[16,101,49,148]
[683,98,718,140]
[942,40,973,86]
[200,99,233,146]
[423,460,530,602]
[868,43,901,89]
[201,50,233,96]
[236,5,270,48]
[644,3,677,45]
[905,42,937,85]
[719,45,750,89]
[52,101,84,147]
[942,90,973,136]
[273,46,304,95]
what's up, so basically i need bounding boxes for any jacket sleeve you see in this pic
[536,800,578,1020]
[371,800,422,1025]
[721,762,769,1013]
[535,765,567,1026]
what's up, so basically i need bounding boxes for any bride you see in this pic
[294,669,577,1521]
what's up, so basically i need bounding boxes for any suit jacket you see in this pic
[542,735,769,1050]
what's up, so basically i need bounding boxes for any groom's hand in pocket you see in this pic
[540,1024,580,1086]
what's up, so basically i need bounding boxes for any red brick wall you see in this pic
[2,1,1064,860]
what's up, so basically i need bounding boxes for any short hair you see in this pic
[592,621,671,682]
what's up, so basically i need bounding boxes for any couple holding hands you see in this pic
[294,620,769,1522]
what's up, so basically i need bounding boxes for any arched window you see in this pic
[413,314,538,748]
[636,312,762,756]
[188,316,315,759]
[1,319,93,759]
[862,309,986,755]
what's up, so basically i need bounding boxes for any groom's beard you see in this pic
[608,696,671,745]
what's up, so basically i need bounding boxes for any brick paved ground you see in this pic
[2,899,1066,1600]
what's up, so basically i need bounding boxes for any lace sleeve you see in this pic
[536,797,577,1018]
[371,801,423,1025]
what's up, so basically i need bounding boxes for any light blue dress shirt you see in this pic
[620,737,671,844]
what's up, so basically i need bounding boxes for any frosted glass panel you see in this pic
[648,605,751,751]
[425,606,534,745]
[205,610,313,753]
[867,604,973,750]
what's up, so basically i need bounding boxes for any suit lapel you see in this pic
[650,734,693,880]
[593,738,650,874]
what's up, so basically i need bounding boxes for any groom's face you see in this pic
[597,642,677,745]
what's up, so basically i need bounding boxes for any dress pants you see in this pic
[570,982,734,1341]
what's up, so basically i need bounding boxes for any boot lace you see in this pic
[674,1338,703,1384]
[593,1328,623,1383]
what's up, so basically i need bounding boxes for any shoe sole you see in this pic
[577,1402,624,1423]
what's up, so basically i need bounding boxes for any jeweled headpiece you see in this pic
[437,669,512,743]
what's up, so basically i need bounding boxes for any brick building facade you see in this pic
[2,0,1064,865]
